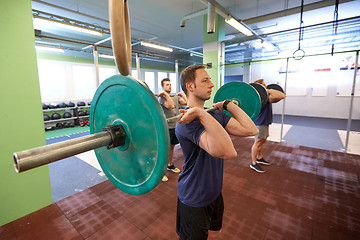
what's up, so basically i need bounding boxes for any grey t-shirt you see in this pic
[159,95,180,129]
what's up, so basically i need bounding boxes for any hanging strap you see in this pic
[293,0,306,60]
[331,0,339,55]
[298,0,305,50]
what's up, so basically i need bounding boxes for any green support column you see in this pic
[0,0,52,225]
[203,14,225,108]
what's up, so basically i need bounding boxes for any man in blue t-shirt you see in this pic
[250,79,286,173]
[175,65,259,240]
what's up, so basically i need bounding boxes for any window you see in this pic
[157,72,168,93]
[169,72,177,92]
[131,69,138,79]
[73,65,96,99]
[144,71,155,92]
[37,59,67,100]
[99,66,117,84]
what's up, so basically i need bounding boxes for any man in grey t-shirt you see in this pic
[158,78,187,181]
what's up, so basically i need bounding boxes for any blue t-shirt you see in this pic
[254,101,272,126]
[175,109,231,207]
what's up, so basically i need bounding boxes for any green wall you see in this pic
[0,0,52,226]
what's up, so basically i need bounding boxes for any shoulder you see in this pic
[210,109,231,126]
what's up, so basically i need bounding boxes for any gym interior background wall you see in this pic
[0,0,53,226]
[224,51,360,119]
[36,53,178,102]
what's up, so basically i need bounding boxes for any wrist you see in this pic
[223,100,231,111]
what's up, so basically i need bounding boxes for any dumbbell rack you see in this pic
[77,106,90,126]
[43,106,90,130]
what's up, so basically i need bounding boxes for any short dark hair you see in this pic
[254,79,264,85]
[180,65,205,95]
[161,78,171,87]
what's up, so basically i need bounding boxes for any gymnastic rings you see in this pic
[293,48,305,60]
[109,0,132,76]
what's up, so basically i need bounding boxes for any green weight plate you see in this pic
[90,75,170,195]
[267,84,285,103]
[214,81,261,120]
[250,83,269,108]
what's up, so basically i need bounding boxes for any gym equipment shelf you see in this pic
[44,117,78,123]
[43,105,90,130]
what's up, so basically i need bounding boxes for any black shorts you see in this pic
[169,128,179,145]
[176,193,224,240]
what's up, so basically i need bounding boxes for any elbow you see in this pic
[218,148,237,159]
[222,150,237,159]
[252,128,259,136]
[246,128,259,137]
[211,147,237,159]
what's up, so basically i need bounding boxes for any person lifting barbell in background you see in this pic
[250,79,286,173]
[175,65,259,240]
[158,78,188,182]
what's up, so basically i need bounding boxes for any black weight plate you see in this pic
[267,84,284,93]
[250,83,269,108]
[267,84,285,103]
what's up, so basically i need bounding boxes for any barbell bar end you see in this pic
[13,153,20,173]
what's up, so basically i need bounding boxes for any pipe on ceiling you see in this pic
[180,9,207,27]
[207,2,216,33]
[180,0,230,28]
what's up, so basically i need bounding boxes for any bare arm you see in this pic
[177,92,188,105]
[213,101,258,137]
[268,89,286,103]
[158,91,175,109]
[178,108,237,159]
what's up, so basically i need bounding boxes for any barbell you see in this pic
[13,76,281,194]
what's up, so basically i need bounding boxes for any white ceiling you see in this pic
[31,0,360,66]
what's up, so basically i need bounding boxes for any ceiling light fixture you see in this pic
[261,41,276,51]
[141,41,173,52]
[190,52,203,57]
[33,17,103,36]
[35,45,64,53]
[225,17,253,36]
[98,54,115,59]
[226,43,240,48]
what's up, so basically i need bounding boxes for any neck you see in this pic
[187,95,205,108]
